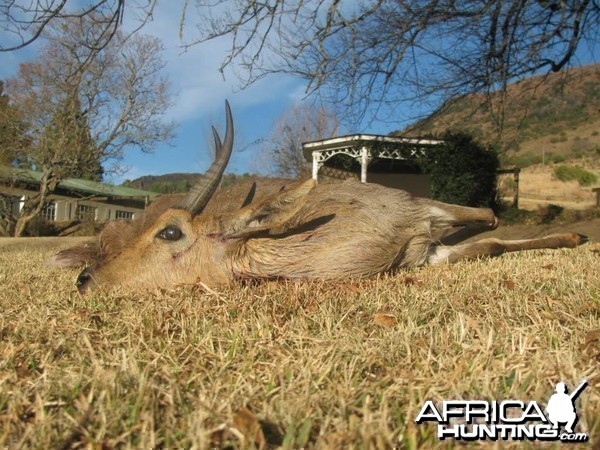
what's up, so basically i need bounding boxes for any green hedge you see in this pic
[554,165,597,186]
[419,131,500,208]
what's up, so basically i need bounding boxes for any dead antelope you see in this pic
[50,101,589,292]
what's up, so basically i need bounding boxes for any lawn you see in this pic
[0,236,599,448]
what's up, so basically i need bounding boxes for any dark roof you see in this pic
[0,166,160,199]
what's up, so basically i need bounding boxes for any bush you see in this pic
[497,204,535,225]
[419,131,500,208]
[507,151,543,168]
[554,165,598,186]
[549,133,568,144]
[539,204,564,224]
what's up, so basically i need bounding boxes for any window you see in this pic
[0,195,20,216]
[76,204,96,221]
[115,210,134,220]
[41,202,56,221]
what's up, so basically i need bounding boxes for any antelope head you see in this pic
[54,101,316,292]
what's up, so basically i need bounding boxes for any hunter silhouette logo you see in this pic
[415,379,589,442]
[546,380,587,434]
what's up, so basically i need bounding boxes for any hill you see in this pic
[122,173,202,194]
[122,172,256,194]
[400,63,600,167]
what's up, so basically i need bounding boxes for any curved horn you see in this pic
[177,100,234,215]
[211,125,223,155]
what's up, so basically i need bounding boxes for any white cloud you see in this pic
[121,3,305,133]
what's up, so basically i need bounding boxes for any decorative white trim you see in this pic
[304,134,444,182]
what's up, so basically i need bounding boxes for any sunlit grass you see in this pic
[0,238,599,448]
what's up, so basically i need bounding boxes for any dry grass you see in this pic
[499,157,600,211]
[1,238,599,449]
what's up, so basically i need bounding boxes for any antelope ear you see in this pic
[47,241,99,267]
[224,179,316,239]
[99,220,131,255]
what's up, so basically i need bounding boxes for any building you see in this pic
[0,166,160,224]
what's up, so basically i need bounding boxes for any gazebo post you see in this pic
[360,146,369,183]
[312,151,320,180]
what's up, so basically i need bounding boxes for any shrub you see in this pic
[507,151,543,168]
[503,177,516,190]
[497,204,535,225]
[548,153,566,164]
[419,131,500,208]
[549,133,568,144]
[553,165,598,186]
[539,204,564,224]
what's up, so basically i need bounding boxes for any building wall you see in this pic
[0,185,146,222]
[319,166,432,198]
[367,173,431,198]
[51,198,141,221]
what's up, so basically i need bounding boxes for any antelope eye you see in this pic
[157,225,183,241]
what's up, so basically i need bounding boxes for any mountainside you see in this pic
[122,172,257,194]
[399,63,600,167]
[123,173,203,194]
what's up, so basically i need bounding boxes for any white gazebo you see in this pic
[302,134,444,183]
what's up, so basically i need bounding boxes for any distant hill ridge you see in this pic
[397,62,600,167]
[122,172,256,194]
[124,173,203,186]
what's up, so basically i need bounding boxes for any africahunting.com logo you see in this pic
[416,380,588,442]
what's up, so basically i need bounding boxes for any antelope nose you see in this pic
[76,267,93,293]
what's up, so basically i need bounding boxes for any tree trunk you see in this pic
[14,212,37,237]
[0,220,14,237]
[0,198,16,236]
[13,168,57,237]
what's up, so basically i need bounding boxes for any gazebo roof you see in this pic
[302,133,443,153]
[302,133,444,182]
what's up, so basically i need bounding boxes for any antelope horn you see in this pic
[177,100,234,215]
[211,125,222,154]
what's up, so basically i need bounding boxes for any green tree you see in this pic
[38,93,103,181]
[0,80,29,167]
[419,132,500,208]
[6,16,173,236]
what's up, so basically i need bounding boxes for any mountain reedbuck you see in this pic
[51,101,589,292]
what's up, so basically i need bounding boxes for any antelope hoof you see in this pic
[576,233,589,245]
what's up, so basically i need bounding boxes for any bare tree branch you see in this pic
[0,0,158,52]
[2,0,598,146]
[188,0,599,130]
[4,15,174,235]
[264,102,341,178]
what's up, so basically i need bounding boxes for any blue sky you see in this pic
[0,2,393,184]
[1,3,598,184]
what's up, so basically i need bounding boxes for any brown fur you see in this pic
[50,177,588,292]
